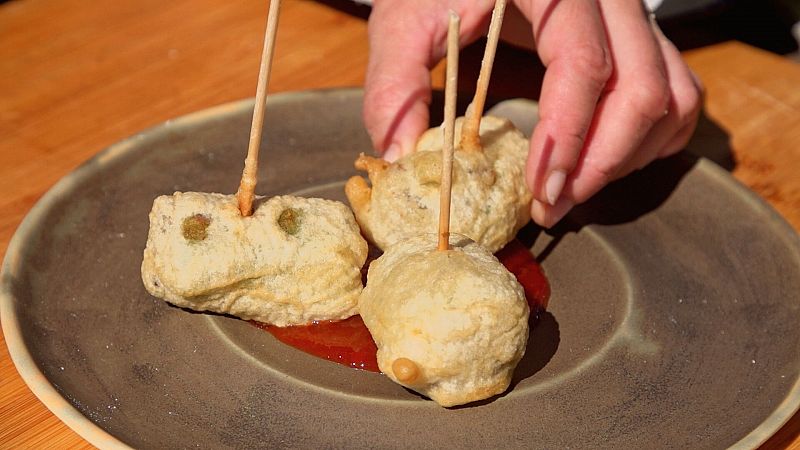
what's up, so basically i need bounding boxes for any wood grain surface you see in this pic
[1,0,798,448]
[684,42,800,232]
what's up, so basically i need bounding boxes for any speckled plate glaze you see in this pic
[3,89,800,449]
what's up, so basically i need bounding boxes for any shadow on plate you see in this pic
[524,110,733,265]
[510,310,559,387]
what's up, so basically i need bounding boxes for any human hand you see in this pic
[363,0,703,228]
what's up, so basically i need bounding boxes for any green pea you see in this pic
[278,207,302,235]
[182,214,211,241]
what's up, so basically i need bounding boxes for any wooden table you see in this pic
[1,0,798,448]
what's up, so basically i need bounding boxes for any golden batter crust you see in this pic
[346,116,532,253]
[141,192,368,326]
[359,233,530,407]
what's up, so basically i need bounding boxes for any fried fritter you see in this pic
[142,192,368,326]
[346,116,531,253]
[359,233,529,407]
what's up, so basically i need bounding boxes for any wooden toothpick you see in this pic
[459,0,506,152]
[438,11,460,252]
[236,0,282,217]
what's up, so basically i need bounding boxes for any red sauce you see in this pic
[253,239,550,373]
[495,239,550,317]
[253,315,379,371]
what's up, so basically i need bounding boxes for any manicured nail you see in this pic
[531,197,573,228]
[530,199,546,226]
[546,197,573,227]
[383,143,401,162]
[545,170,566,206]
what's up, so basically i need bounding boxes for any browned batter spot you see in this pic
[354,153,389,181]
[182,214,211,241]
[278,207,302,235]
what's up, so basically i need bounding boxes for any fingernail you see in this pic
[531,197,573,228]
[545,170,566,206]
[546,197,573,227]
[530,199,547,226]
[383,143,401,162]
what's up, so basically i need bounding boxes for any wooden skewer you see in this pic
[459,0,506,152]
[437,11,460,252]
[236,0,282,217]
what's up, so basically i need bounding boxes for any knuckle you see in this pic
[583,157,619,196]
[562,130,587,156]
[568,44,613,87]
[363,82,394,113]
[628,76,671,125]
[538,116,588,158]
[673,82,703,128]
[660,144,683,158]
[660,124,695,157]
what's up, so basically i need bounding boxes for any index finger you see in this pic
[520,0,612,206]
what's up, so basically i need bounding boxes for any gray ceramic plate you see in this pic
[3,89,800,449]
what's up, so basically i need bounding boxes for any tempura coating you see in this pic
[359,233,530,407]
[141,192,368,326]
[346,116,531,253]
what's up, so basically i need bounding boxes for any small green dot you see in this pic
[182,214,211,241]
[278,208,302,235]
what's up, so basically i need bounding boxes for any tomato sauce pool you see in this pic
[252,239,550,373]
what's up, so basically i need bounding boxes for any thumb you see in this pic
[363,3,435,160]
[363,1,493,161]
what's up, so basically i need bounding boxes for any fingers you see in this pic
[654,28,704,158]
[618,22,703,174]
[567,1,670,199]
[521,0,612,206]
[365,0,703,230]
[363,0,494,161]
[363,2,436,160]
[530,196,573,229]
[530,0,674,227]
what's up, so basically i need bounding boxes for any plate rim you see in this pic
[2,88,799,449]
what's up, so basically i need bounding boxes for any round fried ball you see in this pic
[359,233,530,407]
[346,116,531,253]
